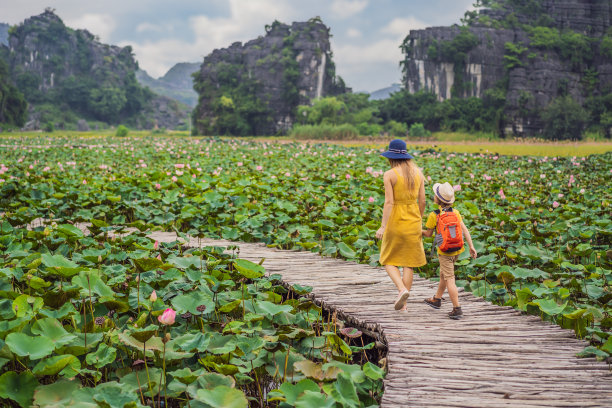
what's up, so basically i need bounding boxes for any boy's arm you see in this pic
[461,221,477,258]
[422,228,434,237]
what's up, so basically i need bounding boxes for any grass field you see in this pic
[2,130,610,156]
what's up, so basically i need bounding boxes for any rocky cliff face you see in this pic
[193,18,346,135]
[402,0,612,136]
[4,10,187,130]
[136,62,199,107]
[0,23,9,47]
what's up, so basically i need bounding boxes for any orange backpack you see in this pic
[435,208,464,253]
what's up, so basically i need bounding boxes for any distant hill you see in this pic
[136,62,199,108]
[369,83,402,100]
[2,10,188,130]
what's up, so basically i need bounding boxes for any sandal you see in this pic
[424,296,442,309]
[394,289,410,310]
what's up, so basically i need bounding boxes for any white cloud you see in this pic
[346,28,361,38]
[381,17,427,37]
[129,0,297,77]
[330,0,368,18]
[64,13,115,42]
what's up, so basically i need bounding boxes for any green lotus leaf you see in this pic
[295,390,336,408]
[133,257,163,272]
[533,298,568,316]
[41,253,78,269]
[12,294,44,317]
[85,343,117,369]
[186,372,235,398]
[172,291,215,315]
[56,224,85,239]
[363,361,385,380]
[31,318,77,347]
[471,253,497,267]
[0,371,39,408]
[337,242,357,258]
[117,332,163,354]
[33,354,81,377]
[250,300,293,318]
[167,254,203,270]
[329,372,359,407]
[233,259,265,279]
[5,333,55,360]
[32,379,81,407]
[71,271,114,297]
[194,385,247,408]
[93,380,147,405]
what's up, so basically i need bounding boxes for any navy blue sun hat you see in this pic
[380,139,413,160]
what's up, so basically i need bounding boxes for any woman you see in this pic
[376,139,427,311]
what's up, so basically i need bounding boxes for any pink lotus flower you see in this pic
[540,174,546,179]
[158,308,175,325]
[453,184,461,191]
[149,290,157,302]
[237,162,243,167]
[285,172,290,177]
[558,193,564,198]
[552,201,559,208]
[82,179,87,185]
[498,189,506,200]
[154,240,159,250]
[171,176,178,182]
[256,165,263,171]
[345,174,351,180]
[470,173,474,179]
[174,164,185,169]
[176,170,183,176]
[368,196,375,203]
[580,188,585,194]
[155,183,161,189]
[500,221,505,227]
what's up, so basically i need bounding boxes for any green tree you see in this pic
[0,59,27,127]
[88,87,127,122]
[541,96,588,140]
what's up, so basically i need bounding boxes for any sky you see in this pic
[3,0,475,92]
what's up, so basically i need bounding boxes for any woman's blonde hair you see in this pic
[389,159,419,191]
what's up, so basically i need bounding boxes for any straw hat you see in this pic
[433,182,455,204]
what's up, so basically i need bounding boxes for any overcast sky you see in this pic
[3,0,474,92]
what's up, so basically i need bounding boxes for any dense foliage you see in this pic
[0,136,609,365]
[0,58,27,128]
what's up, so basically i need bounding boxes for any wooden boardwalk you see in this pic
[140,232,612,408]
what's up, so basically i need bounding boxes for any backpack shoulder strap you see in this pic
[434,209,440,215]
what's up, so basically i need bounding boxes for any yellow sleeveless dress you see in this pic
[379,168,426,267]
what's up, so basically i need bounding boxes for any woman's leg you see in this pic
[402,267,414,292]
[385,265,408,293]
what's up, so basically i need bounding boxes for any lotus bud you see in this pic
[163,332,171,343]
[154,240,159,250]
[158,308,176,325]
[149,290,157,302]
[98,255,102,263]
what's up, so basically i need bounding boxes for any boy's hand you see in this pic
[469,246,477,259]
[375,227,385,240]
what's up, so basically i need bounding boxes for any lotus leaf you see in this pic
[33,354,81,377]
[31,318,77,347]
[0,371,38,408]
[5,333,55,360]
[195,385,247,408]
[233,259,265,279]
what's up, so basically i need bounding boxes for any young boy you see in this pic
[422,182,477,319]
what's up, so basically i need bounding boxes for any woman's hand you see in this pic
[376,226,385,240]
[469,246,477,259]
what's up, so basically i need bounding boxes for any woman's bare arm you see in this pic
[418,174,426,217]
[422,228,434,237]
[376,171,395,239]
[461,221,477,258]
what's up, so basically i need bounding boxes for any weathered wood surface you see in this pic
[139,232,612,408]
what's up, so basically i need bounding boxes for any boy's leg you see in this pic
[402,267,414,292]
[435,268,447,299]
[439,255,460,308]
[446,277,460,307]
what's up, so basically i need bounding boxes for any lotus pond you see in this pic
[0,135,610,405]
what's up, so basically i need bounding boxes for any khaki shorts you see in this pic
[439,254,458,281]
